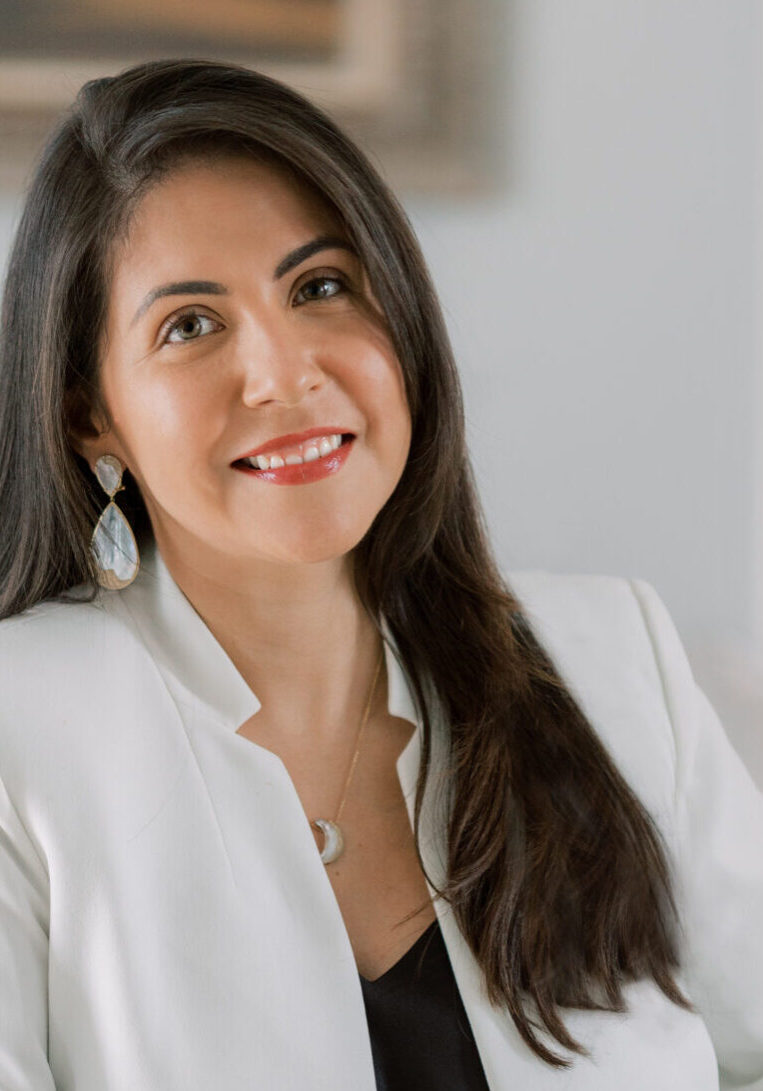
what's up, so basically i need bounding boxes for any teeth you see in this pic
[242,433,346,471]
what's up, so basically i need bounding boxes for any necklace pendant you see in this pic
[311,819,345,865]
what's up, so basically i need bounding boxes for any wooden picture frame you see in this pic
[0,0,503,195]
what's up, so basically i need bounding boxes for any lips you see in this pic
[235,426,355,462]
[234,434,355,484]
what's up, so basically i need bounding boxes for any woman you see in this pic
[0,58,760,1090]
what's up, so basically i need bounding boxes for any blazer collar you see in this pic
[114,537,422,741]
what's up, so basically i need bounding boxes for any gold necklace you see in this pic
[310,648,384,865]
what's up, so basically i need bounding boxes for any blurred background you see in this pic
[0,1,761,783]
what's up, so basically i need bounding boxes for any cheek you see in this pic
[378,354,411,443]
[106,367,221,491]
[114,368,208,440]
[346,332,408,413]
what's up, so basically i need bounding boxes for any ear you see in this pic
[65,387,125,470]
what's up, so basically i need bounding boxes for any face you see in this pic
[76,156,412,577]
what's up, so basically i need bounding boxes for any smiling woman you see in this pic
[78,153,411,578]
[0,57,761,1091]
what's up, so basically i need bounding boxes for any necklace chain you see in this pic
[333,647,384,823]
[310,644,384,865]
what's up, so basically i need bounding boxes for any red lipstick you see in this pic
[236,426,353,461]
[233,435,355,485]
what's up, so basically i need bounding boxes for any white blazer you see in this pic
[0,538,761,1090]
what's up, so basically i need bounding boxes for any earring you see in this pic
[91,454,140,590]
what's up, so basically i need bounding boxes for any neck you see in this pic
[153,534,386,745]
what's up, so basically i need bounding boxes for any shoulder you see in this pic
[508,569,694,692]
[508,569,692,821]
[0,589,149,723]
[509,567,661,637]
[0,586,183,831]
[507,568,691,690]
[0,588,136,665]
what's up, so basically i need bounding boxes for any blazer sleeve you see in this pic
[630,578,763,1091]
[0,770,56,1089]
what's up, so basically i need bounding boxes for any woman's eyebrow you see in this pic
[130,281,227,327]
[273,234,357,280]
[130,235,357,328]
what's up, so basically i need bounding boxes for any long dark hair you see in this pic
[0,58,692,1065]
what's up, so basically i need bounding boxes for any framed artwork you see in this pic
[0,0,503,195]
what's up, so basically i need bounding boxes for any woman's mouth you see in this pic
[232,434,355,485]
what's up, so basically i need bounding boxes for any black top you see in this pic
[359,919,491,1090]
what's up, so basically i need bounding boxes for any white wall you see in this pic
[0,198,20,280]
[0,2,760,778]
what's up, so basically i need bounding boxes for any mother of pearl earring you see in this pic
[91,454,140,590]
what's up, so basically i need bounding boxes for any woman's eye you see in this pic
[162,312,220,344]
[293,275,348,305]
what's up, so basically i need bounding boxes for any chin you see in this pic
[268,524,371,567]
[282,540,363,567]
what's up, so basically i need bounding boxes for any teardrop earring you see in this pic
[91,454,140,590]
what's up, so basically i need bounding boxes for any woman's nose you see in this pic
[237,317,326,408]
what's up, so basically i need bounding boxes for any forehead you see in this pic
[109,155,346,283]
